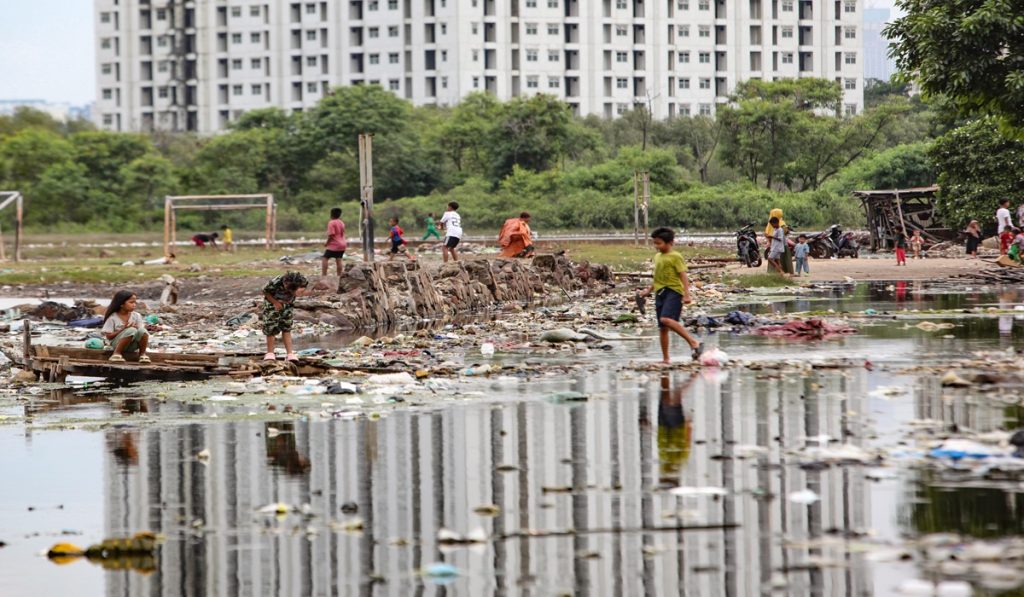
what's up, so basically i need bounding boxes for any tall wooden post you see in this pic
[264,194,273,250]
[163,196,171,257]
[14,193,22,262]
[271,201,278,249]
[359,134,375,262]
[641,171,651,245]
[633,171,640,246]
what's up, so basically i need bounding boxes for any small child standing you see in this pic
[766,216,786,275]
[895,231,908,266]
[439,201,463,262]
[102,290,151,363]
[910,229,924,259]
[262,271,309,361]
[388,217,415,261]
[637,227,704,364]
[220,224,234,252]
[322,207,347,277]
[793,235,810,276]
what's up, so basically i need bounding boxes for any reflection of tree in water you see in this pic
[656,372,695,487]
[908,470,1024,538]
[264,422,310,475]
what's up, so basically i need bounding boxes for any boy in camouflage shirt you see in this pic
[262,271,309,361]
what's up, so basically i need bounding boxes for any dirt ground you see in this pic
[726,256,990,281]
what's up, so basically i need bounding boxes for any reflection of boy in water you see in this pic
[657,372,695,487]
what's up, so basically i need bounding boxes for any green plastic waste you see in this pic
[145,314,159,325]
[85,338,104,350]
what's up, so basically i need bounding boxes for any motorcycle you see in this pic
[806,228,837,259]
[805,225,860,259]
[829,225,859,258]
[736,224,762,267]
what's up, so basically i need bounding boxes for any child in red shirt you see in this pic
[388,217,415,261]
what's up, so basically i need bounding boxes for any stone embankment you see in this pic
[297,255,612,329]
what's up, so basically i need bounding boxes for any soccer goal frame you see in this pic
[163,194,277,257]
[0,191,25,262]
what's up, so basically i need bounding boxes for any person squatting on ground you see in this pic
[102,290,150,364]
[766,217,786,275]
[439,201,463,263]
[1010,228,1024,263]
[636,227,704,365]
[322,207,347,276]
[192,232,218,248]
[998,198,1013,255]
[793,235,810,276]
[388,217,415,261]
[498,211,536,258]
[422,213,441,241]
[965,220,982,258]
[894,230,908,266]
[262,272,309,362]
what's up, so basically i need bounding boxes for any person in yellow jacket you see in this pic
[764,208,792,274]
[220,225,234,252]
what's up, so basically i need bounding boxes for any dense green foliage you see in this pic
[887,0,1024,131]
[931,118,1024,229]
[0,80,949,234]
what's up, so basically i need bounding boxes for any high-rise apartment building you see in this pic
[863,7,895,82]
[94,0,864,133]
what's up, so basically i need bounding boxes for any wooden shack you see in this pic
[852,186,953,251]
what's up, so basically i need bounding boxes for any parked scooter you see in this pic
[806,228,837,259]
[829,225,859,258]
[736,224,762,267]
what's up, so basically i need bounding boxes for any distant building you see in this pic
[863,7,896,82]
[94,0,866,134]
[0,99,92,121]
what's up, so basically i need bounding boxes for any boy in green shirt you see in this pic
[422,213,441,240]
[637,227,704,364]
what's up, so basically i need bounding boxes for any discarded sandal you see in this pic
[109,354,125,363]
[286,353,299,362]
[263,352,277,361]
[138,355,151,364]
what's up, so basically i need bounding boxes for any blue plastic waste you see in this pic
[68,316,104,328]
[424,562,459,582]
[929,447,992,461]
[724,311,754,326]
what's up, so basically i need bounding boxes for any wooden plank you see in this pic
[22,321,30,365]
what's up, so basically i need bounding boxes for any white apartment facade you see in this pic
[94,0,864,133]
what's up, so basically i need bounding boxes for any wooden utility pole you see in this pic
[359,133,375,262]
[633,172,640,246]
[633,171,650,245]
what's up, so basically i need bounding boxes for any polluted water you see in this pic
[2,282,1024,595]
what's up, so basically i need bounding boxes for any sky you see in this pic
[0,0,898,106]
[0,0,95,105]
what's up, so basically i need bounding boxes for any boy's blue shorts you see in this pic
[655,288,683,328]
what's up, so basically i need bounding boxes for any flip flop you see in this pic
[109,354,125,363]
[263,352,277,361]
[691,342,705,362]
[286,353,299,362]
[138,355,151,364]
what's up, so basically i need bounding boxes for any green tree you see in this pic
[863,78,912,110]
[0,128,74,187]
[825,142,936,195]
[785,101,909,190]
[487,94,575,181]
[886,0,1024,130]
[930,118,1024,228]
[437,92,500,174]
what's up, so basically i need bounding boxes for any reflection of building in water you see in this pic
[104,368,872,596]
